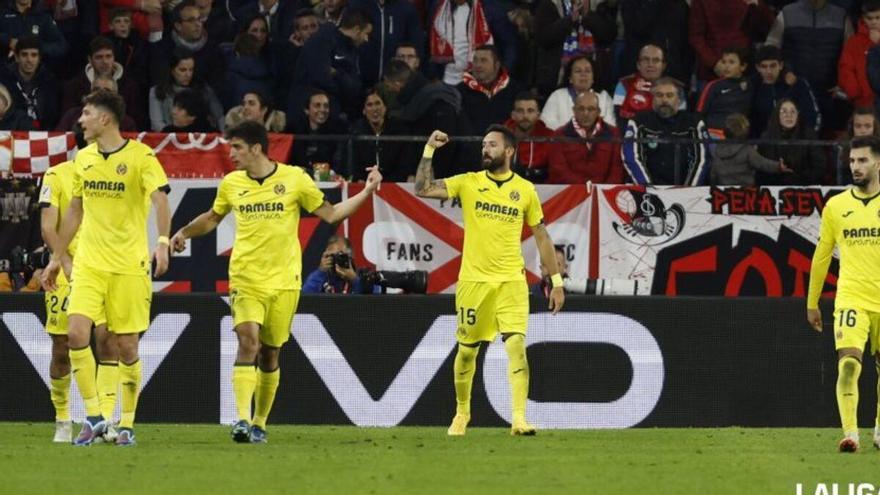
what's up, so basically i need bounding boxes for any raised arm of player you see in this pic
[531,222,565,314]
[152,189,171,277]
[170,209,227,253]
[312,166,383,224]
[414,130,451,200]
[41,197,82,291]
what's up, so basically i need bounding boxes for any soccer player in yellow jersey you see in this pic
[170,121,382,443]
[808,136,880,453]
[40,158,120,443]
[414,125,565,436]
[42,90,172,447]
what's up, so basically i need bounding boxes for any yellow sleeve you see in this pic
[71,161,82,198]
[141,150,169,194]
[807,204,836,309]
[40,171,60,207]
[212,177,232,216]
[298,172,326,213]
[525,186,544,227]
[444,174,464,198]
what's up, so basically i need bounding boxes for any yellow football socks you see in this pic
[453,344,478,416]
[96,362,119,420]
[252,368,280,429]
[69,346,100,417]
[233,364,257,423]
[49,374,71,422]
[118,360,141,429]
[837,356,862,434]
[505,334,530,422]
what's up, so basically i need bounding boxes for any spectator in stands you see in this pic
[349,0,424,88]
[288,89,346,173]
[222,29,274,109]
[149,49,224,132]
[622,77,711,185]
[99,0,164,42]
[62,35,144,129]
[162,89,217,132]
[532,244,568,296]
[0,81,32,130]
[837,106,880,184]
[56,74,137,131]
[688,0,774,85]
[542,55,615,131]
[303,235,365,294]
[197,0,236,42]
[757,98,827,185]
[384,60,468,178]
[506,4,538,89]
[291,8,372,122]
[766,0,853,131]
[619,0,692,84]
[430,0,519,86]
[548,91,624,184]
[348,88,407,181]
[226,90,286,132]
[613,44,677,127]
[151,0,226,91]
[696,46,753,137]
[0,36,60,130]
[839,0,880,110]
[504,91,555,183]
[275,9,321,106]
[315,0,347,26]
[534,0,617,96]
[751,44,821,137]
[711,113,790,185]
[105,8,149,87]
[0,0,68,62]
[395,42,421,71]
[457,44,525,135]
[234,0,298,44]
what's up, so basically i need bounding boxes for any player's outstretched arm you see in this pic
[41,197,82,291]
[312,166,383,224]
[152,189,172,277]
[531,222,565,314]
[171,209,226,253]
[414,130,450,200]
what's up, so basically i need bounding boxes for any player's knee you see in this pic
[51,339,70,366]
[117,336,139,364]
[840,355,861,378]
[456,343,479,363]
[258,346,280,371]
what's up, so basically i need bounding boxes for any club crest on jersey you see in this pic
[274,184,286,195]
[116,164,128,175]
[509,190,520,202]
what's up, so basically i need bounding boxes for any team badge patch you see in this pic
[116,164,128,175]
[274,184,286,195]
[509,190,520,202]
[836,331,844,340]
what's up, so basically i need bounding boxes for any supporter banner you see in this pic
[2,132,294,177]
[0,294,860,427]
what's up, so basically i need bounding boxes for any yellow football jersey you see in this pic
[39,160,79,256]
[72,140,169,275]
[212,163,326,290]
[444,171,543,282]
[808,189,880,312]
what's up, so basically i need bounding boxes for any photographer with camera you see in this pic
[303,235,364,294]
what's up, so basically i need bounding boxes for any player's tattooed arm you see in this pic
[415,130,450,199]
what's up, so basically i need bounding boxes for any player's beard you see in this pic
[481,153,505,172]
[853,173,874,188]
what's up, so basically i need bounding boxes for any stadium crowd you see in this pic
[0,0,876,185]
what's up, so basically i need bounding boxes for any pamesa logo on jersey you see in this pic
[606,188,685,246]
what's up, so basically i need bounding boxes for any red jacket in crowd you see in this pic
[839,19,879,108]
[504,118,555,173]
[688,0,775,81]
[547,120,624,184]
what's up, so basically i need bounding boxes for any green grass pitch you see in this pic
[1,424,878,494]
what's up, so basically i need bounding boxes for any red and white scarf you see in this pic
[462,68,511,98]
[571,116,603,152]
[430,0,494,64]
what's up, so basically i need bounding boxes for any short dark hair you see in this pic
[225,120,269,155]
[233,32,262,56]
[485,124,517,149]
[172,89,208,120]
[88,36,114,57]
[327,234,352,251]
[396,42,418,53]
[851,135,880,156]
[340,8,371,29]
[754,44,783,64]
[474,44,501,63]
[108,7,132,22]
[638,43,666,62]
[563,54,597,88]
[82,89,126,125]
[723,113,751,139]
[15,35,41,54]
[365,86,386,103]
[293,7,317,25]
[384,59,412,83]
[721,46,750,66]
[652,76,684,91]
[863,0,880,14]
[513,91,540,106]
[173,0,199,23]
[304,88,329,110]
